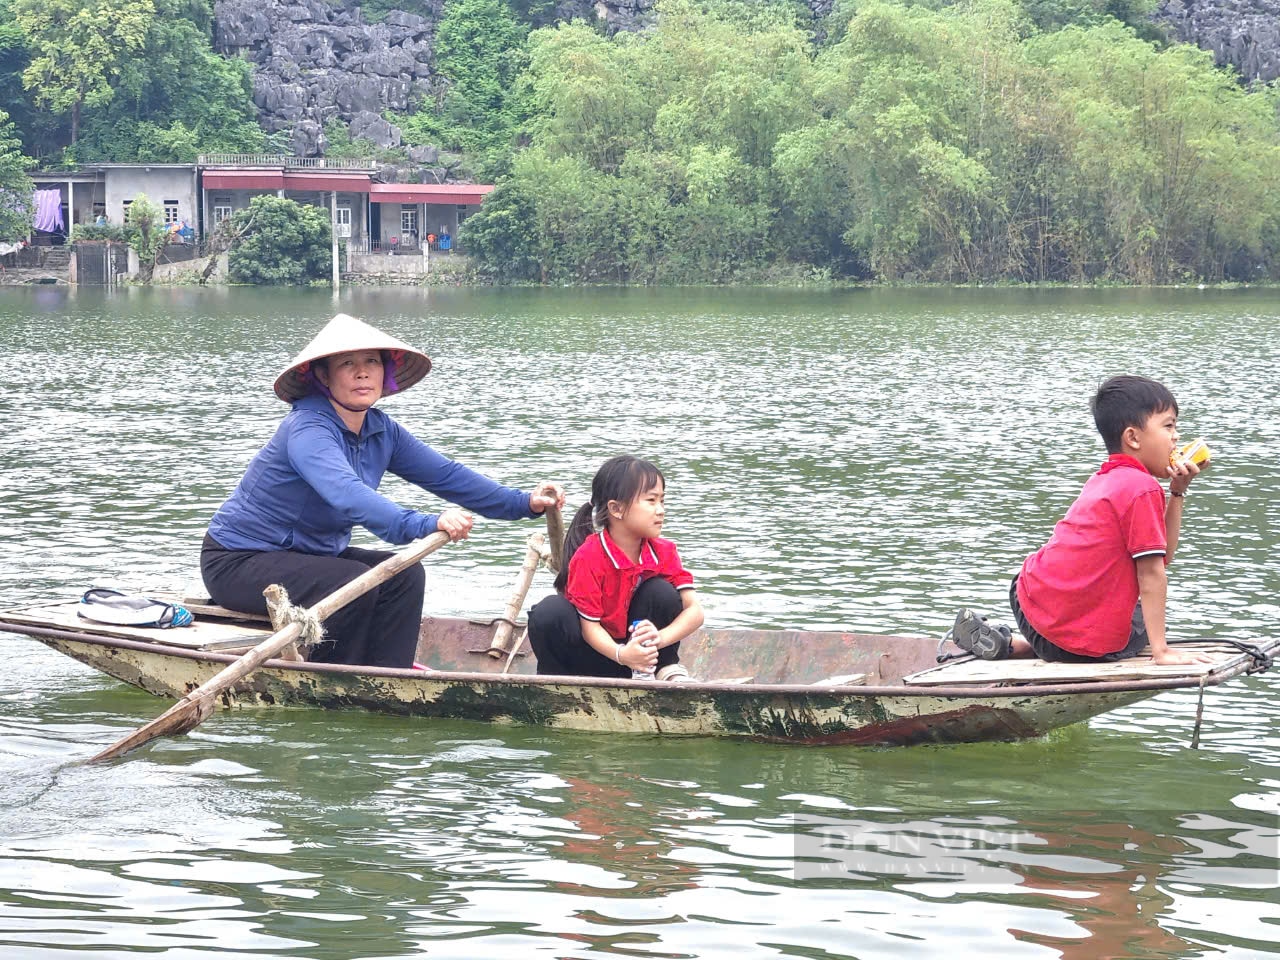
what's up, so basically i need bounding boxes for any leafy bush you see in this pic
[227,195,332,285]
[322,120,379,161]
[70,222,126,241]
[0,107,32,240]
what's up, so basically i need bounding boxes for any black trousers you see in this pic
[527,576,684,678]
[1009,574,1148,663]
[200,534,425,668]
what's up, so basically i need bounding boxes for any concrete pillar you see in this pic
[331,191,340,294]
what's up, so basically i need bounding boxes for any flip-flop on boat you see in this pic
[2,597,1273,747]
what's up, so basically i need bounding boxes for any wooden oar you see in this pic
[544,504,565,573]
[501,626,529,675]
[487,504,565,660]
[88,531,451,764]
[487,531,545,658]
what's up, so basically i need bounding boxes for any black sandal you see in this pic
[947,608,1012,660]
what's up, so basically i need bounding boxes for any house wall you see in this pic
[348,250,428,275]
[373,203,481,249]
[204,189,367,246]
[105,168,198,228]
[424,203,466,237]
[67,181,104,228]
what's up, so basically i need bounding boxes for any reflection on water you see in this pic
[0,286,1277,959]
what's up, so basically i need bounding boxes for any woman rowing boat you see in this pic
[200,313,565,668]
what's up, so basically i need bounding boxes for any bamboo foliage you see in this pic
[465,0,1280,284]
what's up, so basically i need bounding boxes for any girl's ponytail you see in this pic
[553,501,596,593]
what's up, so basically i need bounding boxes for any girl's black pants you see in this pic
[527,576,683,678]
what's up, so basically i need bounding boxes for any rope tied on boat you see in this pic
[530,532,553,570]
[262,583,325,651]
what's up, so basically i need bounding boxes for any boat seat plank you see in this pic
[810,673,867,686]
[0,602,270,651]
[903,642,1246,686]
[180,598,271,623]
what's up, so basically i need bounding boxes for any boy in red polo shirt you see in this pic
[952,375,1210,666]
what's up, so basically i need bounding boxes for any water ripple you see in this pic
[1,286,1277,959]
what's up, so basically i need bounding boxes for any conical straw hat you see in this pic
[273,314,431,403]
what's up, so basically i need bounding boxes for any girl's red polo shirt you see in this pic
[565,530,695,639]
[1017,454,1167,657]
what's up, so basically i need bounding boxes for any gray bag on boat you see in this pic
[78,588,194,628]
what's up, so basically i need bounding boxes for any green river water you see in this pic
[0,285,1276,958]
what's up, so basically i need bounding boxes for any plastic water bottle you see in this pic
[629,620,655,680]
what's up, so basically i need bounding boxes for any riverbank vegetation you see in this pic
[0,109,32,239]
[464,0,1280,284]
[2,0,1278,283]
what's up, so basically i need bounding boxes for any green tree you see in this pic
[428,0,1280,283]
[227,195,331,285]
[777,0,1029,280]
[15,0,154,145]
[69,0,264,162]
[0,108,33,240]
[0,0,62,159]
[473,0,814,283]
[458,178,541,282]
[1027,21,1280,281]
[397,0,529,178]
[123,193,165,283]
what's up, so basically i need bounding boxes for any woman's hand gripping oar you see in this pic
[88,531,452,764]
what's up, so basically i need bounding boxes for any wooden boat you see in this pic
[4,597,1275,747]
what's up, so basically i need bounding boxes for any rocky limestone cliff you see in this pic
[212,0,633,158]
[213,0,443,157]
[1155,0,1280,84]
[214,0,1279,159]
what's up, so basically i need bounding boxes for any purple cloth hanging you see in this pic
[33,190,64,233]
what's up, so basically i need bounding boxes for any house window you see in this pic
[400,207,418,239]
[335,205,352,238]
[163,200,180,224]
[122,198,133,221]
[213,205,233,224]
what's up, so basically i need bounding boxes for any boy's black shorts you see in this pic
[1008,575,1149,663]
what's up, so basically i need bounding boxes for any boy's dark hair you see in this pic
[1091,375,1179,453]
[554,455,665,593]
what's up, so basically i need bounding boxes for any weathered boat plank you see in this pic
[4,602,266,650]
[3,605,1275,748]
[27,631,1157,745]
[903,642,1252,686]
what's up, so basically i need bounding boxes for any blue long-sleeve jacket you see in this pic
[208,394,535,555]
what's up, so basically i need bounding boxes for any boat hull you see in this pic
[38,632,1157,746]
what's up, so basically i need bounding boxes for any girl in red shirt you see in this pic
[528,456,704,680]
